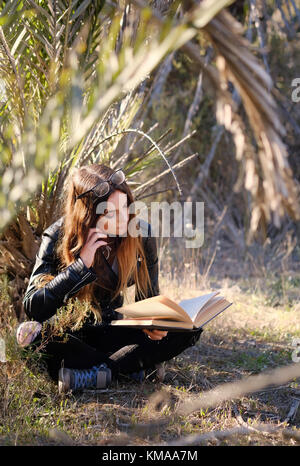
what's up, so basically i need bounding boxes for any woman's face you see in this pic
[95,190,129,236]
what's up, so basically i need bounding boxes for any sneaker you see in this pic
[58,363,112,394]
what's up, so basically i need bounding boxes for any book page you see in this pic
[115,295,192,323]
[198,295,224,314]
[195,299,232,327]
[178,291,220,322]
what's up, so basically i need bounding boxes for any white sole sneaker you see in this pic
[58,365,112,394]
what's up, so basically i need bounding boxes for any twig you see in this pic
[158,422,300,446]
[283,396,300,424]
[126,128,173,173]
[186,125,224,200]
[171,49,209,165]
[157,425,277,446]
[272,85,300,136]
[196,185,246,251]
[275,0,296,39]
[133,152,199,197]
[139,51,176,117]
[232,404,275,437]
[88,128,184,198]
[178,362,300,416]
[186,85,241,202]
[108,364,300,445]
[250,0,270,78]
[136,186,182,200]
[289,0,300,23]
[165,130,197,156]
[250,384,292,394]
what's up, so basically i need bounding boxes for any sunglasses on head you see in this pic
[75,169,126,202]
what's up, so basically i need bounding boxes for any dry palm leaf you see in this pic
[203,9,300,232]
[17,211,39,261]
[0,244,30,278]
[7,274,27,320]
[0,211,38,281]
[132,1,299,233]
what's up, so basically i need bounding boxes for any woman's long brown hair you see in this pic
[37,164,154,323]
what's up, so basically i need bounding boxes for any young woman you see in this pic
[21,164,203,393]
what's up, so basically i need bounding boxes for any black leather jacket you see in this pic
[22,216,160,324]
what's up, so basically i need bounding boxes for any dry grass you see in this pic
[0,256,299,446]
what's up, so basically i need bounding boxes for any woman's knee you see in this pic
[167,327,203,347]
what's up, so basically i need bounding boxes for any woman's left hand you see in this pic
[142,329,168,340]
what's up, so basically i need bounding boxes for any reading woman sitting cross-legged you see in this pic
[20,164,203,394]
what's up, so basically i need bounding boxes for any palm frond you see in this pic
[0,0,298,238]
[203,9,300,231]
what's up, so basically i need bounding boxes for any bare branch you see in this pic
[134,152,200,198]
[178,362,300,416]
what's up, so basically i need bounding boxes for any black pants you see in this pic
[32,323,203,382]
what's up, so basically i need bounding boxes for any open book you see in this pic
[110,291,232,331]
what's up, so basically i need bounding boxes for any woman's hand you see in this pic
[142,329,168,340]
[79,227,108,268]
